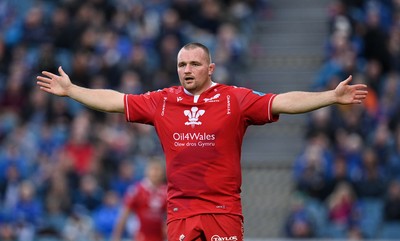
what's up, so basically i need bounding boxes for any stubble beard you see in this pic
[180,77,196,92]
[181,76,210,94]
[183,81,196,91]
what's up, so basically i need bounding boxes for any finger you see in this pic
[355,90,368,95]
[355,95,367,99]
[41,71,58,78]
[37,80,51,89]
[36,76,52,83]
[342,75,352,85]
[58,66,67,77]
[354,84,368,89]
[39,86,53,94]
[36,80,52,90]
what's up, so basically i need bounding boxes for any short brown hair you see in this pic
[181,42,212,63]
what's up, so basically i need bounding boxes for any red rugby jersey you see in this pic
[124,83,279,223]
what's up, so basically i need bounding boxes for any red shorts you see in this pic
[167,214,243,241]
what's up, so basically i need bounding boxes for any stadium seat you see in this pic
[304,198,328,237]
[359,198,384,239]
[325,223,347,239]
[378,222,400,240]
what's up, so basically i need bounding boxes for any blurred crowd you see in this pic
[0,0,268,240]
[286,0,400,239]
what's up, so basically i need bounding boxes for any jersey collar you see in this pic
[183,82,217,96]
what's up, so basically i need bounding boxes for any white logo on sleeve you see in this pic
[184,107,205,127]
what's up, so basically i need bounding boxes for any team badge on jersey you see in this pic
[184,107,205,128]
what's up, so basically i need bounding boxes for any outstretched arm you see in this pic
[37,66,125,113]
[272,75,368,115]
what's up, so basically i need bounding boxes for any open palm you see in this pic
[335,76,368,104]
[36,66,71,96]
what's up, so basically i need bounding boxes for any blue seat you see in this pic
[359,198,383,238]
[325,223,347,239]
[378,222,400,240]
[304,199,328,237]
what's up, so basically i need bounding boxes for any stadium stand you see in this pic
[285,0,400,239]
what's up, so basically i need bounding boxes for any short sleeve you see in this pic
[232,87,279,125]
[124,90,164,125]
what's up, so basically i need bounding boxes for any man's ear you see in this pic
[209,63,216,76]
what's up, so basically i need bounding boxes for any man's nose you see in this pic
[184,65,192,73]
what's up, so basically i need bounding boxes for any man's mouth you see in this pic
[184,76,195,81]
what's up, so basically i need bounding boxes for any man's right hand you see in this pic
[37,66,72,97]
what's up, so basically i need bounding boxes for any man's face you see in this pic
[177,47,215,95]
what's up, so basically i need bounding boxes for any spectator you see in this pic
[110,159,138,198]
[13,180,42,241]
[0,71,27,114]
[387,124,400,179]
[294,135,333,201]
[284,195,315,238]
[42,170,72,215]
[0,38,9,79]
[192,0,222,34]
[346,225,364,240]
[39,196,67,240]
[335,132,364,180]
[92,190,121,240]
[49,6,74,50]
[118,69,144,95]
[362,4,391,73]
[382,180,400,222]
[364,58,384,95]
[353,147,387,199]
[214,22,246,84]
[325,154,353,199]
[22,87,49,127]
[326,182,358,228]
[387,25,400,72]
[62,205,94,241]
[97,114,134,161]
[20,6,50,47]
[369,121,392,164]
[73,174,103,212]
[0,222,16,241]
[123,44,153,91]
[63,111,95,175]
[305,107,336,143]
[0,164,21,211]
[378,72,400,122]
[157,8,185,48]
